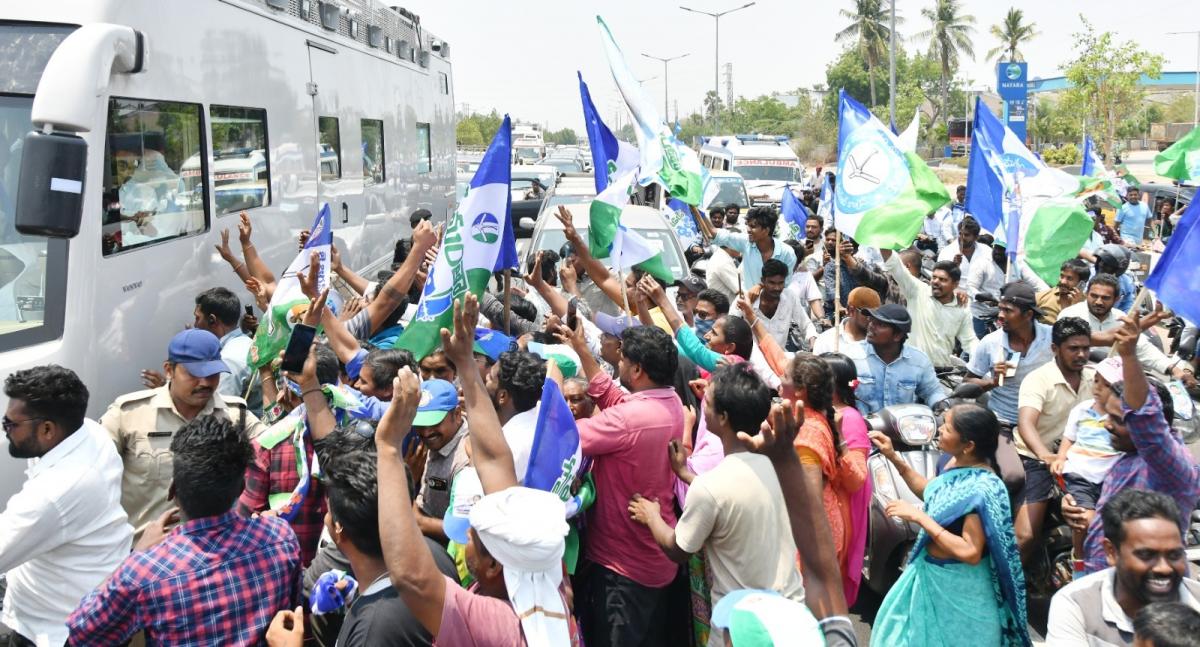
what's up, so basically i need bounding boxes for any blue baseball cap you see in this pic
[473,327,514,363]
[412,379,458,426]
[168,329,229,378]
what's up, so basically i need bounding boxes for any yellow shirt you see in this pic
[1036,288,1084,325]
[100,386,266,538]
[1016,362,1095,459]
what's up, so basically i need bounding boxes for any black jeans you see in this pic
[575,561,670,647]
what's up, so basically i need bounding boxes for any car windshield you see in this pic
[547,194,594,210]
[735,164,799,182]
[538,227,684,279]
[711,177,749,208]
[515,148,540,160]
[541,159,581,173]
[0,23,74,349]
[513,170,554,187]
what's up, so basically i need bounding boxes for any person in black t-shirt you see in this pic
[319,447,458,646]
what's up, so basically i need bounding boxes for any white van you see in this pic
[699,134,804,206]
[0,0,455,499]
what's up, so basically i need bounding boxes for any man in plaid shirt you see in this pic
[67,414,301,646]
[1061,311,1200,574]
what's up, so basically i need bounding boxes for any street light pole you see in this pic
[642,52,691,122]
[888,0,897,130]
[680,2,756,131]
[1168,31,1200,128]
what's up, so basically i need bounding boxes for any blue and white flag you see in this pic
[1081,135,1105,179]
[780,183,809,241]
[817,171,834,230]
[1146,198,1200,326]
[664,197,701,248]
[396,116,517,359]
[580,71,638,194]
[525,378,584,504]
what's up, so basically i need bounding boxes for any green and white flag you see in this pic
[597,16,705,206]
[579,72,674,283]
[395,116,516,360]
[833,90,951,249]
[1155,125,1200,183]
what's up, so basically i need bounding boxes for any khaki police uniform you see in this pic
[99,386,266,538]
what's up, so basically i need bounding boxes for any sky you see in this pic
[404,0,1197,132]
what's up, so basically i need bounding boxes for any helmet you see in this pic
[1095,244,1130,275]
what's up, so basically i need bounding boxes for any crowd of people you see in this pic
[3,180,1200,647]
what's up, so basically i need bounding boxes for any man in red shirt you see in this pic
[563,320,685,647]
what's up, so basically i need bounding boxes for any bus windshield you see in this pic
[734,164,799,182]
[0,23,73,349]
[710,176,749,209]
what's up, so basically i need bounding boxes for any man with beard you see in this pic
[1013,317,1095,565]
[1059,313,1200,576]
[880,250,976,367]
[1,366,131,647]
[937,215,991,284]
[483,350,547,484]
[1059,274,1196,387]
[739,259,817,351]
[1035,259,1090,325]
[1047,488,1200,645]
[102,329,266,540]
[966,282,1056,429]
[852,303,946,415]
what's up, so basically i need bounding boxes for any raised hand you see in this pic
[554,204,579,241]
[439,294,480,367]
[524,251,546,288]
[297,252,320,300]
[413,219,437,253]
[1114,312,1140,358]
[637,274,665,305]
[215,228,236,262]
[735,294,756,320]
[265,607,305,647]
[238,212,253,246]
[140,369,166,389]
[377,367,421,451]
[302,287,330,328]
[297,229,311,252]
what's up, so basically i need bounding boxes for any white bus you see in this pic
[699,134,805,206]
[0,0,455,496]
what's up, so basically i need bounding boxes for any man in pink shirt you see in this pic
[564,321,685,647]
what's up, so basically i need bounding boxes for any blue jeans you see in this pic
[972,317,993,339]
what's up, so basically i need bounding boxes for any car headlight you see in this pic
[896,413,937,446]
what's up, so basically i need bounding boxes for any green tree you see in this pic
[703,91,724,122]
[455,119,483,146]
[1164,94,1198,123]
[835,0,901,108]
[917,0,975,150]
[1060,18,1163,159]
[544,128,578,145]
[987,8,1038,63]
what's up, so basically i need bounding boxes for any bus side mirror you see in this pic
[15,130,86,238]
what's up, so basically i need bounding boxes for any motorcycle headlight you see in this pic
[897,413,937,446]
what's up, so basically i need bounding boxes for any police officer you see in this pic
[101,329,266,539]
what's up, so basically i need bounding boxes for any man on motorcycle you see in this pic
[852,303,947,415]
[1035,259,1090,325]
[1013,317,1095,565]
[1059,312,1200,575]
[1059,275,1196,388]
[1089,244,1136,314]
[966,282,1056,430]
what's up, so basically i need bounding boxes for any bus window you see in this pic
[417,123,431,174]
[210,105,269,215]
[438,72,450,95]
[361,119,385,186]
[319,116,341,180]
[101,98,207,257]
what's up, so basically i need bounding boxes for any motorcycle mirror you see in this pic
[949,383,984,401]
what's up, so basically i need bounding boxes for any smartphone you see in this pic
[280,324,317,373]
[245,304,253,316]
[566,299,578,331]
[1003,351,1021,377]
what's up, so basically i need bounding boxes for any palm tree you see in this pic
[987,8,1039,62]
[835,0,901,107]
[917,0,975,145]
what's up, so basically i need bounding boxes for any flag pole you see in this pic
[834,229,842,353]
[502,270,513,335]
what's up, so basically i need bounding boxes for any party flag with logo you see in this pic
[525,378,584,499]
[1146,198,1200,326]
[833,90,950,249]
[249,204,340,368]
[1155,125,1200,183]
[780,183,809,240]
[395,116,516,359]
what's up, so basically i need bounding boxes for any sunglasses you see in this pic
[2,416,46,433]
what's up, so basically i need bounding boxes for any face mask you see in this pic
[694,317,715,338]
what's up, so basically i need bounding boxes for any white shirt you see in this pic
[937,241,993,284]
[1046,567,1200,646]
[787,271,822,308]
[1059,301,1180,375]
[735,287,818,349]
[706,246,740,302]
[503,406,541,484]
[218,328,253,399]
[812,322,867,362]
[0,419,132,645]
[882,253,977,367]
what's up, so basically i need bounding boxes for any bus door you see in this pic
[306,42,365,257]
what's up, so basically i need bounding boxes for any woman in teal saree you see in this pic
[868,404,1030,647]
